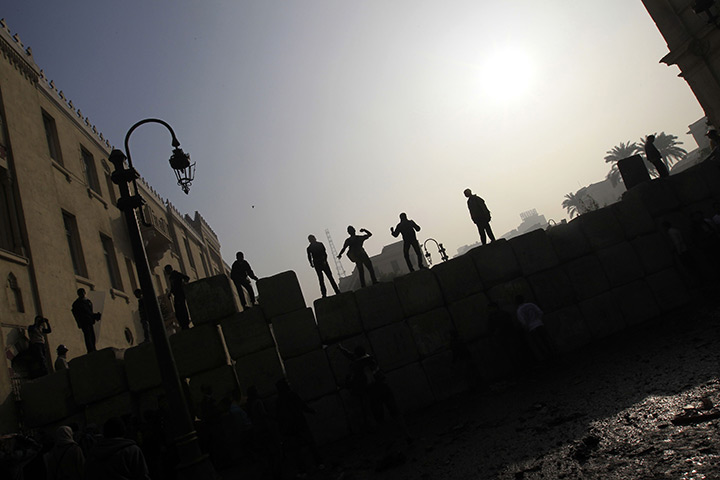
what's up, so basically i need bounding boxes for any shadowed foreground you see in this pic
[240,295,720,479]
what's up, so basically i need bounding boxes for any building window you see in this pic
[199,251,209,277]
[105,174,117,206]
[125,257,138,292]
[100,234,123,290]
[0,97,8,161]
[81,147,100,193]
[7,273,24,313]
[62,211,87,277]
[0,172,20,253]
[42,110,62,165]
[183,236,196,270]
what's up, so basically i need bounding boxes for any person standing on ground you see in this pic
[85,417,150,480]
[338,226,378,288]
[165,265,190,330]
[27,315,51,376]
[231,251,259,309]
[515,295,555,361]
[71,289,100,353]
[307,235,340,298]
[44,425,84,480]
[644,134,670,178]
[390,213,424,272]
[54,345,69,372]
[464,188,495,245]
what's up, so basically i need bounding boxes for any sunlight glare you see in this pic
[481,47,536,103]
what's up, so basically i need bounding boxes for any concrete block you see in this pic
[486,277,534,311]
[188,365,239,407]
[234,348,284,398]
[284,349,337,401]
[547,220,592,262]
[307,394,350,445]
[612,280,661,326]
[314,293,363,343]
[579,291,626,340]
[563,255,611,300]
[257,271,306,319]
[220,309,274,360]
[185,274,239,325]
[169,325,228,378]
[422,350,470,401]
[325,334,373,387]
[447,292,491,342]
[578,208,625,249]
[667,169,711,205]
[69,348,127,405]
[431,255,483,304]
[509,229,559,276]
[543,306,592,353]
[646,268,691,312]
[467,336,515,380]
[385,362,435,412]
[354,282,404,331]
[618,154,651,188]
[85,392,136,427]
[407,307,454,357]
[468,239,521,287]
[124,342,161,393]
[596,242,645,287]
[137,387,165,416]
[21,370,78,427]
[695,160,720,197]
[527,268,575,312]
[631,233,674,274]
[611,195,656,239]
[393,268,444,317]
[623,179,680,217]
[271,308,322,359]
[368,321,419,371]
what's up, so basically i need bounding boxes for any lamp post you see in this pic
[109,119,213,479]
[422,238,449,266]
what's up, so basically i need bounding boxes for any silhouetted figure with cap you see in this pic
[391,213,424,272]
[165,265,190,330]
[644,134,669,178]
[71,288,101,353]
[464,188,495,245]
[307,235,340,298]
[231,251,259,308]
[338,226,378,288]
[54,344,69,372]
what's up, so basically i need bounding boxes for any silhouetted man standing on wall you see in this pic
[165,265,190,330]
[391,212,424,272]
[644,134,669,178]
[231,251,259,308]
[338,226,378,288]
[464,188,495,245]
[307,235,340,298]
[71,288,100,353]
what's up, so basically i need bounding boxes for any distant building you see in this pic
[500,209,549,240]
[0,21,225,430]
[338,241,427,291]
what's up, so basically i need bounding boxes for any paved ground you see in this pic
[287,294,720,480]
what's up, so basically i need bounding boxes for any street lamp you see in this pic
[422,238,449,266]
[109,119,213,479]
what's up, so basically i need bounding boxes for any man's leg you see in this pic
[322,263,340,294]
[477,223,487,245]
[82,324,96,353]
[654,160,669,178]
[485,223,496,242]
[365,258,378,284]
[357,261,366,287]
[315,265,327,297]
[241,278,256,304]
[233,280,248,308]
[175,298,190,330]
[411,241,424,268]
[402,242,414,272]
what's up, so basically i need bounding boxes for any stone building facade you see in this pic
[0,21,225,431]
[643,0,720,126]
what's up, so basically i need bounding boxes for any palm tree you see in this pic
[562,192,584,219]
[604,141,640,187]
[639,132,688,171]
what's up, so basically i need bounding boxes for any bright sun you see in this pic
[481,47,535,103]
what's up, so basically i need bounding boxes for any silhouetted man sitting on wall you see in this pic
[231,251,259,309]
[464,188,495,245]
[644,134,669,178]
[165,265,190,330]
[391,213,424,272]
[71,288,101,353]
[307,235,340,298]
[338,226,378,288]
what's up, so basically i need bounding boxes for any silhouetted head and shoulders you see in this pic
[306,234,328,261]
[644,134,662,160]
[231,251,257,280]
[391,212,421,240]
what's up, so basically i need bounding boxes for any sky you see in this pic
[3,1,705,302]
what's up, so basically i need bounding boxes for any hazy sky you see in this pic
[4,1,705,301]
